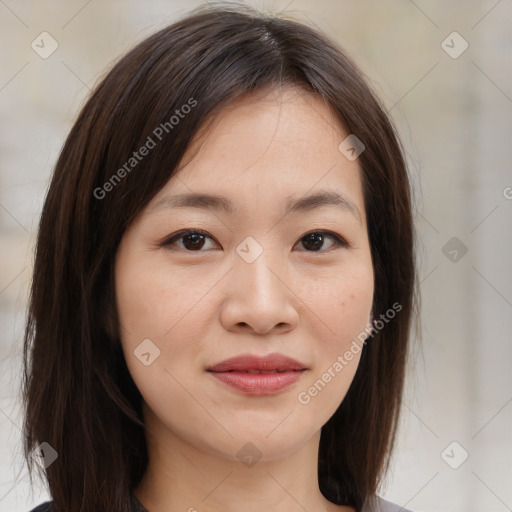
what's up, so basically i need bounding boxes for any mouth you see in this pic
[207,353,308,395]
[212,369,301,374]
[207,353,307,373]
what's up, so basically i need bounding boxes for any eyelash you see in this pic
[159,229,350,253]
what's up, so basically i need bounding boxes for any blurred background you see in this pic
[0,1,511,511]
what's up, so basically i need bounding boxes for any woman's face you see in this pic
[115,87,374,462]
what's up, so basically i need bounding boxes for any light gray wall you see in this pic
[1,1,511,511]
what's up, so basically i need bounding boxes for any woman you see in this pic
[23,3,420,512]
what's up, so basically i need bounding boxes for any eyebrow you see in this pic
[148,190,362,224]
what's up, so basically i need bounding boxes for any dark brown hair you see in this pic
[22,3,419,511]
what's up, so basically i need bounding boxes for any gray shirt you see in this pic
[369,496,413,511]
[130,493,413,512]
[28,493,413,511]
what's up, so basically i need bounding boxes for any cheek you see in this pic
[115,246,217,398]
[115,253,213,432]
[301,265,374,347]
[115,246,210,341]
[294,349,360,437]
[294,267,373,415]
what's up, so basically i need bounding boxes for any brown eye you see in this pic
[161,229,348,253]
[161,229,218,251]
[181,232,207,250]
[297,231,348,252]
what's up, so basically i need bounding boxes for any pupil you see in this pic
[184,233,205,250]
[303,233,323,251]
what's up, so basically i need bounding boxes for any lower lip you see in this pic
[208,370,305,395]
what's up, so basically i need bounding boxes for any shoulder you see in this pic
[371,496,414,512]
[28,496,144,512]
[27,501,55,512]
[28,497,414,512]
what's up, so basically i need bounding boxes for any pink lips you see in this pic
[207,354,307,395]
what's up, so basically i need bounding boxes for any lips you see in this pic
[207,354,307,395]
[207,353,307,373]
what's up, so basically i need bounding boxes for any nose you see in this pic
[220,248,300,336]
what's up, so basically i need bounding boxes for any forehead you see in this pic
[146,87,366,224]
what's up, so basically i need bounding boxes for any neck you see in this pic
[133,407,354,512]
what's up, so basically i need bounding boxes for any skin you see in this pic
[115,86,374,512]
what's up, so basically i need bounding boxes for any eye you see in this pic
[296,231,349,252]
[160,229,219,251]
[160,229,349,252]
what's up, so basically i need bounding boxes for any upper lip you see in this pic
[207,353,307,372]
